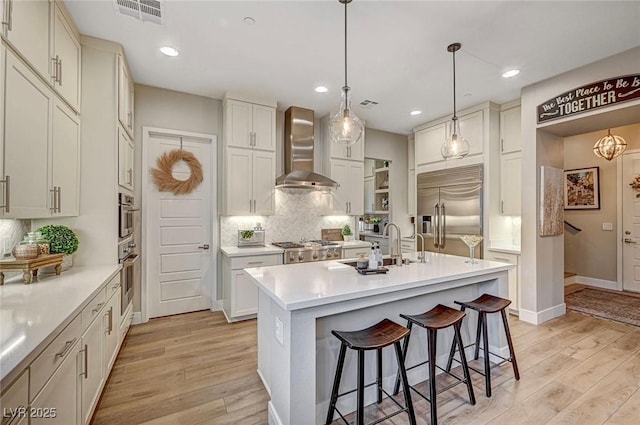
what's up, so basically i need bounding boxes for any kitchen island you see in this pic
[245,252,513,425]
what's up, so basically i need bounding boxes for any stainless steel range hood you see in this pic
[275,106,338,189]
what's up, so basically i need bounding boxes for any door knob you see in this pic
[625,231,631,235]
[624,239,637,244]
[198,244,210,250]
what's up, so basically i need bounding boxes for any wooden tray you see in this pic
[357,267,389,275]
[0,254,64,284]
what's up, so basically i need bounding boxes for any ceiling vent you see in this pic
[359,99,379,109]
[115,0,163,24]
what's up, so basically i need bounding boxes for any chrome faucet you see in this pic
[383,222,402,266]
[416,233,426,263]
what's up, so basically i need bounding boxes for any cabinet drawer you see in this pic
[1,371,28,425]
[230,254,282,270]
[81,288,107,328]
[486,251,518,265]
[30,314,82,401]
[106,274,121,299]
[401,241,415,251]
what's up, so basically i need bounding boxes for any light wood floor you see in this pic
[92,305,640,425]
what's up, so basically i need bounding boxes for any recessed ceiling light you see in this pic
[410,110,422,116]
[315,86,328,93]
[502,69,520,78]
[243,16,255,25]
[160,46,179,57]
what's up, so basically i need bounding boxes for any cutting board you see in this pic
[322,228,343,241]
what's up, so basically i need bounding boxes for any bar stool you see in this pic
[445,294,520,397]
[392,304,475,425]
[325,319,417,425]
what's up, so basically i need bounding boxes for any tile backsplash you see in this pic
[220,189,355,247]
[0,219,30,257]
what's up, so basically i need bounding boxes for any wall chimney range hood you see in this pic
[275,106,339,189]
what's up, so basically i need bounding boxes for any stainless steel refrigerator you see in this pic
[417,164,483,258]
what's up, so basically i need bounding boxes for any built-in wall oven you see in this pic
[119,193,136,240]
[118,238,138,314]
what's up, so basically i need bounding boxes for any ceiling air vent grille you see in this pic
[359,99,379,109]
[115,0,163,24]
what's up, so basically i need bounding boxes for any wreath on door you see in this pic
[630,174,640,198]
[151,149,203,195]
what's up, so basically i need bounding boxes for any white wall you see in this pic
[520,46,640,324]
[364,128,410,235]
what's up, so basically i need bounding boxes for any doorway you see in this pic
[142,127,217,320]
[622,151,640,292]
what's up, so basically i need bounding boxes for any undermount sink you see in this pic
[342,257,417,268]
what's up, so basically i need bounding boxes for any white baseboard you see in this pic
[519,303,566,325]
[268,402,284,425]
[132,311,144,325]
[571,276,618,291]
[257,369,271,397]
[211,299,223,311]
[564,275,578,286]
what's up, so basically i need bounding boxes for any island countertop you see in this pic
[245,252,512,312]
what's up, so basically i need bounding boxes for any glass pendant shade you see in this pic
[593,129,627,161]
[441,118,471,159]
[329,87,364,145]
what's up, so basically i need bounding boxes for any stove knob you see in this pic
[289,253,295,262]
[298,253,304,261]
[326,252,332,259]
[312,252,318,260]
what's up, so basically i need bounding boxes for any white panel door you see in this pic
[4,0,50,78]
[3,50,52,218]
[51,98,80,216]
[622,152,640,292]
[252,150,275,215]
[252,104,276,151]
[145,130,214,318]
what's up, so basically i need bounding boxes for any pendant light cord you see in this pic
[344,0,348,89]
[452,47,457,120]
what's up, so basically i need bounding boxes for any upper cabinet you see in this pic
[329,159,364,216]
[118,55,134,137]
[415,122,446,166]
[500,105,521,154]
[118,126,134,193]
[2,0,80,112]
[330,131,364,161]
[224,98,276,151]
[52,3,81,111]
[221,95,277,216]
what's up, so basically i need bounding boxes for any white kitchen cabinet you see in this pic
[486,250,520,313]
[223,99,276,151]
[329,159,363,215]
[415,122,446,166]
[118,126,134,192]
[31,341,80,425]
[222,253,283,322]
[364,176,374,214]
[408,169,416,215]
[3,49,52,218]
[104,288,121,373]
[117,55,134,137]
[51,3,81,111]
[52,98,80,216]
[330,131,365,161]
[500,152,521,216]
[0,371,28,425]
[224,147,275,215]
[458,110,484,156]
[500,105,521,154]
[401,238,415,254]
[80,309,105,425]
[343,245,372,260]
[2,0,50,79]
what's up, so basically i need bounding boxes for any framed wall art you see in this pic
[564,167,600,210]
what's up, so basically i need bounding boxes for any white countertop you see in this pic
[220,246,284,257]
[339,240,371,249]
[245,252,512,311]
[0,265,121,385]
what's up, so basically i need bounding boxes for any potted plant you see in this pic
[36,225,79,271]
[371,218,382,233]
[341,224,354,242]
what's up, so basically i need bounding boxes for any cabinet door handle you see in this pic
[247,261,263,265]
[58,58,62,85]
[345,202,349,213]
[1,175,9,213]
[51,56,59,82]
[55,337,78,358]
[107,306,113,335]
[57,187,62,213]
[433,204,439,248]
[50,187,57,212]
[198,244,210,250]
[127,168,133,185]
[501,138,504,153]
[500,200,504,214]
[253,199,256,213]
[92,302,105,313]
[112,282,121,290]
[249,200,252,213]
[2,0,12,31]
[80,344,88,379]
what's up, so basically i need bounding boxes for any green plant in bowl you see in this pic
[240,230,255,240]
[341,224,352,236]
[36,225,79,255]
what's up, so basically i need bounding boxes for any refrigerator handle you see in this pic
[440,203,446,249]
[433,204,440,248]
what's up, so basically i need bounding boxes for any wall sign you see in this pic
[537,74,640,123]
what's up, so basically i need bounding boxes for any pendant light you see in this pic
[329,0,364,146]
[441,42,471,159]
[593,128,627,161]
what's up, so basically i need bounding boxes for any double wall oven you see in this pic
[118,192,139,315]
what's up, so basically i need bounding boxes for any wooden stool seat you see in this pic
[400,304,466,330]
[446,294,520,397]
[455,294,511,313]
[394,305,475,425]
[332,318,409,350]
[326,319,416,425]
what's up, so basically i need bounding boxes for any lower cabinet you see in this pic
[486,250,520,313]
[342,245,371,260]
[222,253,283,322]
[104,288,121,373]
[80,308,105,425]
